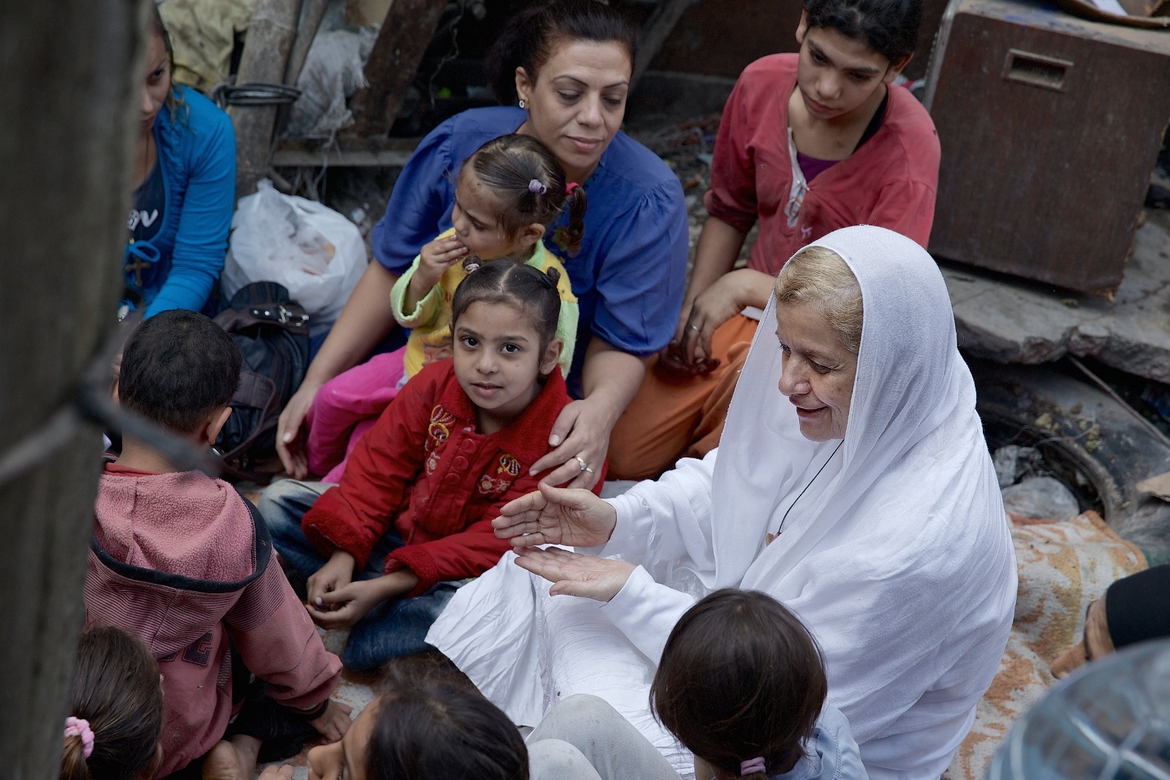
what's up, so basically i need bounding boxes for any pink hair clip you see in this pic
[740,757,766,776]
[64,716,95,759]
[528,179,547,195]
[565,181,580,194]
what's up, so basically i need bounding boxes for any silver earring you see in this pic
[518,98,527,109]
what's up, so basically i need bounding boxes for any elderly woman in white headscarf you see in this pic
[426,225,1017,780]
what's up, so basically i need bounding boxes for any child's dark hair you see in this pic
[485,0,637,106]
[465,134,588,254]
[650,590,828,780]
[60,626,164,780]
[365,672,528,780]
[451,259,563,361]
[803,0,922,64]
[119,310,242,435]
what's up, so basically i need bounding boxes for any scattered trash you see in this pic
[1141,382,1170,422]
[639,116,721,193]
[1002,476,1081,520]
[1083,423,1101,452]
[286,28,377,138]
[223,180,368,333]
[348,205,371,239]
[993,445,1046,488]
[1033,412,1056,431]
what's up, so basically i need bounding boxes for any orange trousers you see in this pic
[608,314,758,480]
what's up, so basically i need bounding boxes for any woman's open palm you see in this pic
[514,546,635,602]
[493,482,616,548]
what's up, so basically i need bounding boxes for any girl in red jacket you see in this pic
[260,260,600,671]
[608,0,939,480]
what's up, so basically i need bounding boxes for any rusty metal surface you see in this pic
[924,0,1170,294]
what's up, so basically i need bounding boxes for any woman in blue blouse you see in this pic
[123,7,235,319]
[276,0,689,489]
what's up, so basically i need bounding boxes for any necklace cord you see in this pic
[775,440,844,536]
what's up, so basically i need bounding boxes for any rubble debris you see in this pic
[993,445,1046,488]
[1137,470,1170,501]
[1002,476,1081,520]
[944,210,1170,384]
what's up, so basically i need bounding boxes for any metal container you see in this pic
[924,0,1170,296]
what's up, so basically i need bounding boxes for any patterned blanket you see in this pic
[943,512,1147,779]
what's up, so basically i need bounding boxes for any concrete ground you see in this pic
[943,208,1170,383]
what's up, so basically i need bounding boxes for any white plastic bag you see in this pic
[286,29,376,138]
[223,179,367,332]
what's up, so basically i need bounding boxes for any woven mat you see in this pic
[943,511,1147,779]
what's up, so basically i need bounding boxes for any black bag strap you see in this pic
[216,371,279,481]
[214,300,309,336]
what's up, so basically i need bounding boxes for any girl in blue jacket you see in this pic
[123,6,236,319]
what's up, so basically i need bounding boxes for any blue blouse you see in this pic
[774,706,868,780]
[124,86,236,317]
[370,106,688,391]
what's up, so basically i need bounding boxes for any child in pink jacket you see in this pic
[86,310,349,779]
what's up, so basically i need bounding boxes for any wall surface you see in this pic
[647,0,948,82]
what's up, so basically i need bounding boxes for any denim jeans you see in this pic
[258,479,461,671]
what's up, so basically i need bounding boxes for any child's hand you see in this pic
[308,580,383,629]
[309,699,353,743]
[416,234,468,290]
[306,550,356,610]
[258,766,295,780]
[308,572,417,629]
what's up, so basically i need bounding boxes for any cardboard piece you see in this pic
[1137,471,1170,501]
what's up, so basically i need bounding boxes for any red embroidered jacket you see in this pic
[303,359,600,596]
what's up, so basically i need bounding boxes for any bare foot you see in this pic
[202,735,262,780]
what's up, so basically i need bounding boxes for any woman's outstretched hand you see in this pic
[494,482,617,548]
[514,546,635,602]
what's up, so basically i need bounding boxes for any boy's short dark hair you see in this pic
[119,310,242,435]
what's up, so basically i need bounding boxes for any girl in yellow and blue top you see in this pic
[391,133,584,377]
[305,134,586,482]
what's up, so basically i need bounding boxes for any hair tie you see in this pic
[64,717,95,759]
[740,757,766,776]
[565,181,580,194]
[463,259,482,274]
[528,179,547,195]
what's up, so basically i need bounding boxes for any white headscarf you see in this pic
[708,225,991,580]
[701,225,1015,774]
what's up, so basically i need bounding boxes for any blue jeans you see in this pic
[258,479,461,671]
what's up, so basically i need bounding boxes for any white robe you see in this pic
[428,225,1017,779]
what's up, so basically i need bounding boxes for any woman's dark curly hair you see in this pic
[485,0,637,106]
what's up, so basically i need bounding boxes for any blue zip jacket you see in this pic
[125,86,236,317]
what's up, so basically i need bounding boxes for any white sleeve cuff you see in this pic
[600,565,696,665]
